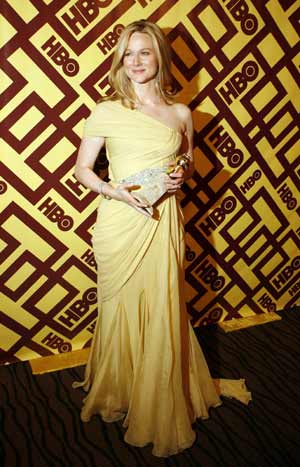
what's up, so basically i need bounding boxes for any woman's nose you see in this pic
[132,53,141,65]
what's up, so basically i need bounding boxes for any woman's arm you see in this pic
[181,104,194,181]
[165,104,194,193]
[75,136,109,194]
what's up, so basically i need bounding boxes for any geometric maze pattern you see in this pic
[0,0,299,363]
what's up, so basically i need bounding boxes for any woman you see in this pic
[73,20,251,457]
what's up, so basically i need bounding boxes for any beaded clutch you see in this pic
[119,154,190,216]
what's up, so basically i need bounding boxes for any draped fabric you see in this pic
[73,101,251,457]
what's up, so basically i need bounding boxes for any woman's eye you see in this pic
[142,51,150,55]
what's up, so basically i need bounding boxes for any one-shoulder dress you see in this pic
[73,100,251,457]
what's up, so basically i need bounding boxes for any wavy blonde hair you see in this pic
[105,20,176,108]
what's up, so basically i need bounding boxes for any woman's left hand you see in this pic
[165,161,185,194]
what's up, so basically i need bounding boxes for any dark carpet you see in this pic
[1,308,300,467]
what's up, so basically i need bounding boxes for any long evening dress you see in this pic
[73,100,251,457]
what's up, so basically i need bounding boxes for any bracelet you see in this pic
[98,181,111,200]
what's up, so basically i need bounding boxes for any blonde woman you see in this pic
[74,20,251,457]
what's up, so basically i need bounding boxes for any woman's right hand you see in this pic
[109,183,152,217]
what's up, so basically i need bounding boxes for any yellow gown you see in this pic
[73,100,251,457]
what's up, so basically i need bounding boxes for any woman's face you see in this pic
[123,32,159,84]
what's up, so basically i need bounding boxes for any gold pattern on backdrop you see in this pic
[0,0,299,364]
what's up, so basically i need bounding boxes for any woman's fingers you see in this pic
[131,196,150,208]
[165,172,184,192]
[169,170,184,181]
[132,205,152,217]
[115,184,149,207]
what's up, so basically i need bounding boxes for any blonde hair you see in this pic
[105,20,176,108]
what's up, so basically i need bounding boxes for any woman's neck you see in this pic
[132,80,161,107]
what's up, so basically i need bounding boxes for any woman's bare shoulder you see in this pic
[171,102,192,119]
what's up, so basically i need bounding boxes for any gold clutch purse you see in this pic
[119,154,190,216]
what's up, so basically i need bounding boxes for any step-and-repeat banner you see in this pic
[1,0,299,364]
